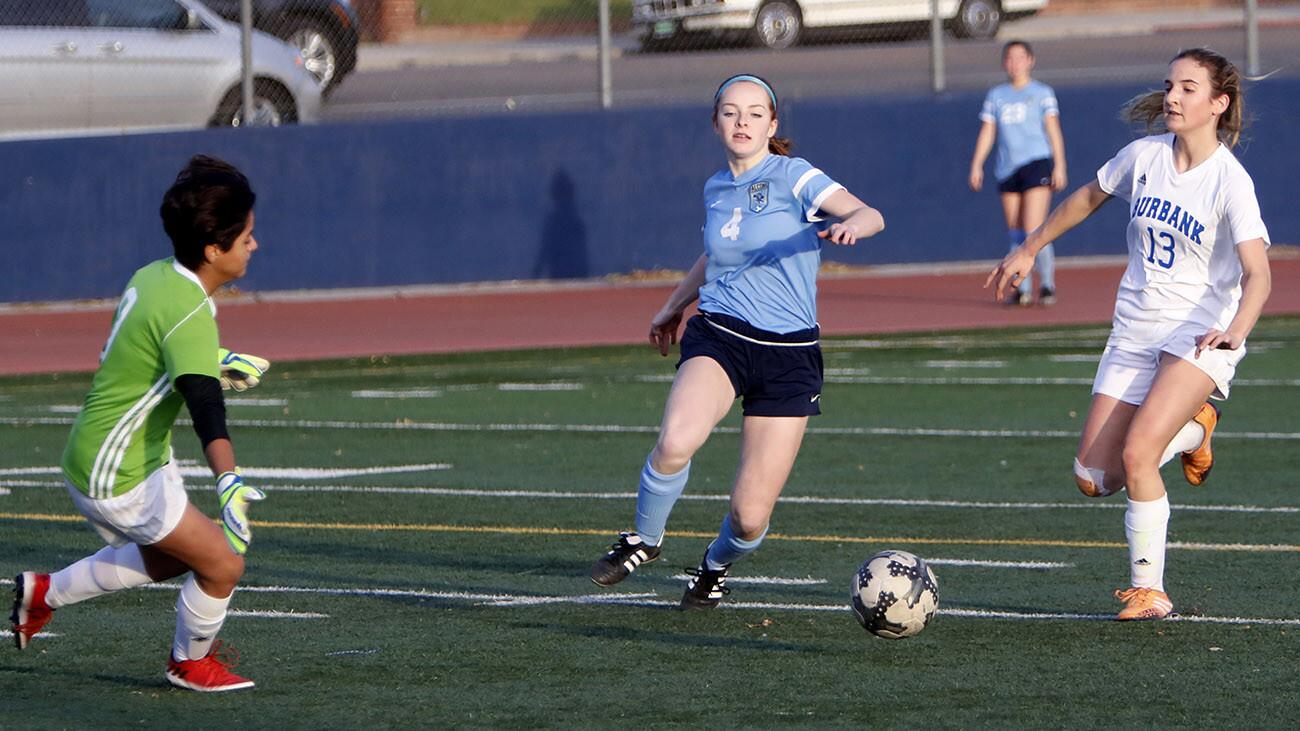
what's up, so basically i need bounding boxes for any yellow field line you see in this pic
[5,511,1297,551]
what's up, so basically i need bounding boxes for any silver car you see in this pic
[0,0,321,141]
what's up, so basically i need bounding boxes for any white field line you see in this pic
[227,610,328,619]
[5,479,1300,516]
[497,382,585,391]
[0,487,9,496]
[353,389,444,399]
[16,411,1245,442]
[224,398,289,407]
[0,464,453,480]
[0,630,58,639]
[670,575,829,586]
[1,579,1292,626]
[325,648,381,657]
[923,558,1074,569]
[1048,354,1103,362]
[923,360,1008,369]
[47,405,81,414]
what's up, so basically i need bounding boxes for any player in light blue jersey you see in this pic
[970,40,1067,306]
[589,74,884,610]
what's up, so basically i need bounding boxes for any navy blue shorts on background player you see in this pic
[677,311,823,417]
[997,157,1054,193]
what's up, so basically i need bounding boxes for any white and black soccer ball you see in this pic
[850,550,939,639]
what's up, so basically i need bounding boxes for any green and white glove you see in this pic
[218,348,270,392]
[217,470,266,555]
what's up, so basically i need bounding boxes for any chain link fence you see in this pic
[2,0,1299,137]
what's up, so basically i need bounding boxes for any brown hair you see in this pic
[1123,48,1245,148]
[160,155,256,270]
[712,74,793,155]
[1002,39,1033,58]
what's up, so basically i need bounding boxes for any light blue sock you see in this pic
[634,457,690,547]
[1008,230,1030,294]
[1036,242,1056,291]
[704,514,767,570]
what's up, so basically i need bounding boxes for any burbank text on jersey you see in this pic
[1131,196,1207,245]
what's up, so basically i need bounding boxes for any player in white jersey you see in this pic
[987,49,1271,621]
[588,74,885,609]
[970,40,1068,306]
[10,156,271,691]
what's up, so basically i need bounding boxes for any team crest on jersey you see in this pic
[748,181,769,213]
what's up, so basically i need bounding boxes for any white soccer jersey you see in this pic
[1096,134,1270,348]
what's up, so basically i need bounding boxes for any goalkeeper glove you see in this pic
[218,348,270,392]
[216,471,266,555]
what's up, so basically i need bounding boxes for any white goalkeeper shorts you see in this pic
[1093,327,1245,405]
[66,461,190,548]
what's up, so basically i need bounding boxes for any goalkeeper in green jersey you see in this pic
[10,155,270,692]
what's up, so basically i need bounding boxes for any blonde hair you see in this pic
[1123,48,1245,148]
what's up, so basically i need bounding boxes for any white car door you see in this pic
[85,0,229,131]
[0,0,95,137]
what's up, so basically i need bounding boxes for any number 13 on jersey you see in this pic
[1144,227,1176,269]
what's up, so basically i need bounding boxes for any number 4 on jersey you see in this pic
[720,207,742,241]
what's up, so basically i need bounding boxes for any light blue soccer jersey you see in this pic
[980,80,1059,182]
[696,154,843,333]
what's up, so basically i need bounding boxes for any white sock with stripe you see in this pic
[1125,495,1170,592]
[173,577,233,661]
[45,544,153,609]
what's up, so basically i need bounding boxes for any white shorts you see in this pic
[1093,326,1245,405]
[66,461,189,547]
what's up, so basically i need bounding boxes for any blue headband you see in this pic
[714,75,777,107]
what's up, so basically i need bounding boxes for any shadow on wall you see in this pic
[533,169,591,280]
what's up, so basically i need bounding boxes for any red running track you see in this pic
[2,259,1297,376]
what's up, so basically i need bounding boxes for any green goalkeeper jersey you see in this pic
[61,258,221,499]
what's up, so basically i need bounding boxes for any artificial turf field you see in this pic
[2,318,1298,729]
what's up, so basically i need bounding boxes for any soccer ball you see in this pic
[850,550,939,639]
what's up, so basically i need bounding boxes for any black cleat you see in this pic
[1038,287,1057,306]
[679,557,730,611]
[590,532,661,587]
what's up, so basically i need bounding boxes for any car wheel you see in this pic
[751,1,801,50]
[211,80,299,128]
[284,16,338,94]
[952,0,1001,40]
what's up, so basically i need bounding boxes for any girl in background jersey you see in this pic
[970,40,1068,306]
[987,49,1271,620]
[588,74,884,610]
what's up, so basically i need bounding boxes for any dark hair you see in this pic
[1122,48,1245,148]
[712,73,793,156]
[1002,39,1033,58]
[159,155,256,270]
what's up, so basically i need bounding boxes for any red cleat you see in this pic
[11,572,54,650]
[165,642,256,692]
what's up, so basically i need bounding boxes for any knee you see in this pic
[204,553,245,595]
[1121,441,1159,477]
[652,434,696,474]
[1073,458,1114,498]
[728,508,769,541]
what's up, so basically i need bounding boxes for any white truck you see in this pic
[632,0,1049,50]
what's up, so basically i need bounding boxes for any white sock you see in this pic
[45,544,152,609]
[1125,495,1171,592]
[173,577,233,661]
[1159,420,1205,467]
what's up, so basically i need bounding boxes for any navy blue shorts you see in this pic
[997,158,1054,193]
[677,311,823,417]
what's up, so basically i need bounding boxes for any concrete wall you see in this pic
[3,78,1294,304]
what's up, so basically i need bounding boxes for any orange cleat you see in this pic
[10,572,54,650]
[165,642,255,692]
[1114,587,1174,621]
[1181,402,1220,486]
